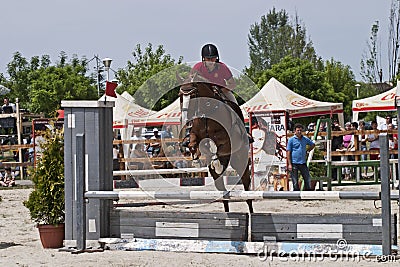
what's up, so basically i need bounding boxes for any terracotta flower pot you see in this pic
[37,223,65,248]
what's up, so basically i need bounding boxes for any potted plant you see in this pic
[24,123,65,248]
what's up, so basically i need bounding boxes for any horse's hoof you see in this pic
[222,191,230,199]
[215,166,223,174]
[211,159,223,174]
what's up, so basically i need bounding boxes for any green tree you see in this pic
[117,43,183,110]
[4,52,97,116]
[28,53,97,116]
[257,56,339,102]
[361,1,400,83]
[360,21,382,83]
[388,0,400,83]
[5,52,37,108]
[246,8,320,83]
[324,59,355,118]
[256,56,360,121]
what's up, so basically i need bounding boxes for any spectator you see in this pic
[287,124,315,191]
[1,97,17,135]
[307,122,316,132]
[378,116,392,130]
[112,145,119,172]
[368,121,380,160]
[147,128,161,156]
[130,127,145,153]
[160,125,174,139]
[0,167,16,187]
[341,122,354,180]
[129,143,148,169]
[388,123,398,159]
[2,97,16,113]
[331,121,344,181]
[358,121,369,177]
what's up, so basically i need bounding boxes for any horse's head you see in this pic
[177,72,226,127]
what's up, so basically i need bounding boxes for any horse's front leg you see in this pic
[188,133,202,167]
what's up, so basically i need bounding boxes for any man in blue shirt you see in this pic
[287,123,315,191]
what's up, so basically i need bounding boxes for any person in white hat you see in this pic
[130,127,145,156]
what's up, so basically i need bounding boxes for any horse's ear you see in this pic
[176,71,185,83]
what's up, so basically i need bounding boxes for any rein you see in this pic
[179,86,197,96]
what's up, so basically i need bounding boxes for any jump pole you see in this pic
[85,190,399,201]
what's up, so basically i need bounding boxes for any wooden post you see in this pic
[118,145,126,180]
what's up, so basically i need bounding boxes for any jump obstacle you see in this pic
[62,101,399,256]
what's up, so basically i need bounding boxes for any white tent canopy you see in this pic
[134,98,181,126]
[241,77,344,123]
[99,92,156,159]
[99,92,155,129]
[352,86,397,122]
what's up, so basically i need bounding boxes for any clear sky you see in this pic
[1,0,392,81]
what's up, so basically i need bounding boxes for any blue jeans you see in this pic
[361,145,367,161]
[291,163,312,191]
[361,144,368,174]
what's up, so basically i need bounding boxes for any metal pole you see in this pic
[15,98,23,179]
[396,90,400,255]
[380,133,391,255]
[96,56,101,96]
[75,133,86,251]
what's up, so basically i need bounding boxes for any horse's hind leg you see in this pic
[242,166,254,213]
[213,174,229,212]
[232,156,253,213]
[209,156,230,212]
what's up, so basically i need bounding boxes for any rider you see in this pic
[191,43,238,104]
[188,43,253,144]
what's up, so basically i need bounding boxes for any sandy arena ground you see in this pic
[1,185,400,266]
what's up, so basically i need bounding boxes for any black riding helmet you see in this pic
[201,44,219,62]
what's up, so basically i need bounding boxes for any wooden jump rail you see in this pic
[113,138,181,145]
[0,144,34,150]
[120,156,202,163]
[0,143,34,171]
[0,162,33,167]
[113,167,209,176]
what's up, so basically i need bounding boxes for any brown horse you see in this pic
[178,73,253,213]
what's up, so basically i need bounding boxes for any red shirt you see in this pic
[191,61,234,88]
